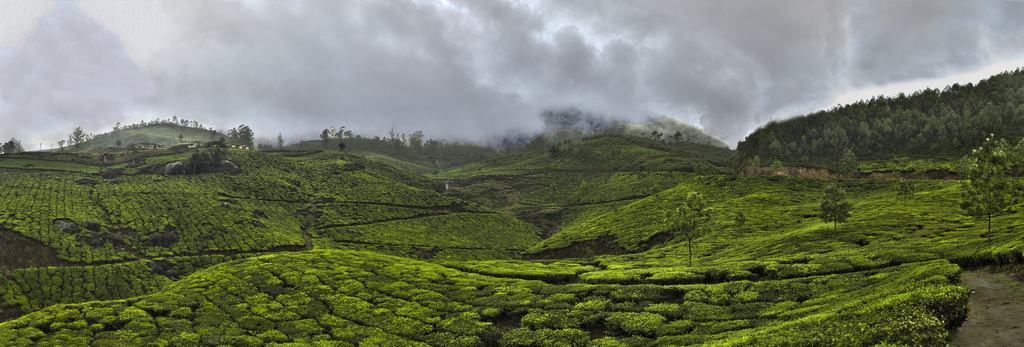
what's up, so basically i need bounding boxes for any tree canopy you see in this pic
[663,192,712,266]
[738,68,1024,170]
[820,183,852,231]
[958,135,1019,240]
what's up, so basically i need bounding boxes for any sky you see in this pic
[2,0,1024,149]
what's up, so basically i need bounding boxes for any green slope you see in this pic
[2,121,1023,346]
[0,149,542,321]
[737,67,1024,170]
[436,134,734,237]
[64,123,226,152]
[0,249,968,346]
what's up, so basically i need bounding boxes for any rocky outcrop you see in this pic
[100,168,124,179]
[54,219,80,234]
[164,161,184,175]
[219,160,241,173]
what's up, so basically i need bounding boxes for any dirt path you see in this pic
[949,270,1024,346]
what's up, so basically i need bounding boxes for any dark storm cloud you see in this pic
[0,2,152,146]
[3,0,1024,147]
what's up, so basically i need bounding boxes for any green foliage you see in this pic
[663,192,712,266]
[820,182,853,231]
[958,135,1020,240]
[896,179,917,207]
[738,69,1024,166]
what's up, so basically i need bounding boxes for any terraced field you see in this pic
[0,135,1020,346]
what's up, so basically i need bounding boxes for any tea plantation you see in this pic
[0,134,1019,346]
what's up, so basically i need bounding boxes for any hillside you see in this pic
[0,148,542,322]
[526,117,729,149]
[0,111,1023,345]
[603,116,729,148]
[64,123,226,152]
[436,134,734,237]
[737,68,1024,171]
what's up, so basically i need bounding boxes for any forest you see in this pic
[738,68,1024,171]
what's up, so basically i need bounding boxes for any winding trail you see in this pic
[949,270,1024,346]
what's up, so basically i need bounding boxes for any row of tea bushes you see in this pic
[0,261,169,314]
[0,250,969,346]
[0,254,249,318]
[315,213,543,253]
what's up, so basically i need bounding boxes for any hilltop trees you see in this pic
[737,68,1024,167]
[227,125,254,148]
[69,127,89,145]
[664,192,711,266]
[958,135,1019,241]
[820,183,852,231]
[1,138,23,154]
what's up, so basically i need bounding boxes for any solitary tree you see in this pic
[959,135,1018,241]
[895,179,916,207]
[179,134,184,142]
[338,142,346,152]
[277,133,284,149]
[819,182,852,231]
[70,127,87,145]
[663,192,712,266]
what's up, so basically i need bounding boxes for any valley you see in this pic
[1,71,1024,346]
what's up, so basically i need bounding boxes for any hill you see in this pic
[737,68,1024,171]
[0,148,542,322]
[0,137,1014,346]
[63,123,226,152]
[3,84,1024,344]
[603,116,729,148]
[436,133,734,237]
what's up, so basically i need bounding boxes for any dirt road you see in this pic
[949,270,1024,347]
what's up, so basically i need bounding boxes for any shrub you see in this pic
[605,312,666,336]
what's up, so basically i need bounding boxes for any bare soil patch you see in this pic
[0,230,67,269]
[949,269,1024,346]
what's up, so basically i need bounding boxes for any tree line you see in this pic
[283,126,497,171]
[738,68,1024,171]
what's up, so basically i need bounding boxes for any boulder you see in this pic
[219,160,240,173]
[54,220,80,234]
[164,161,184,175]
[100,168,124,179]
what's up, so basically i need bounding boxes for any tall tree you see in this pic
[959,135,1018,240]
[1,138,23,154]
[277,133,284,149]
[819,183,852,231]
[320,129,331,149]
[70,127,87,145]
[663,192,712,266]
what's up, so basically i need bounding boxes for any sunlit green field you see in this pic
[0,139,1019,346]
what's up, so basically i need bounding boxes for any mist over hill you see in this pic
[2,68,1024,346]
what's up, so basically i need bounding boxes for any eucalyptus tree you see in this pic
[959,135,1018,241]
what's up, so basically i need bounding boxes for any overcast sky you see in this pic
[3,0,1024,149]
